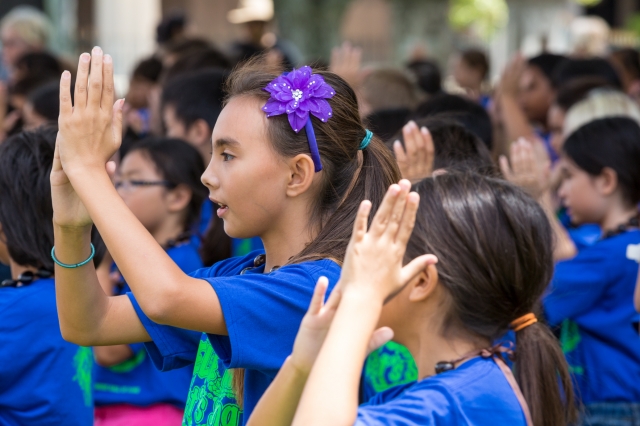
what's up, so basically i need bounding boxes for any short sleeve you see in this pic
[127,292,201,371]
[202,260,340,374]
[356,384,455,425]
[544,247,612,326]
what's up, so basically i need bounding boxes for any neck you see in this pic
[9,259,39,280]
[151,216,187,248]
[404,311,490,379]
[600,202,638,233]
[260,203,317,271]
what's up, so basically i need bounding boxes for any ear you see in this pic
[596,167,619,197]
[285,153,316,198]
[165,184,193,213]
[408,263,439,302]
[187,119,212,147]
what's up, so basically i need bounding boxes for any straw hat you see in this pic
[227,0,274,24]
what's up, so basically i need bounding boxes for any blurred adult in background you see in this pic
[554,57,622,89]
[227,0,300,68]
[0,6,51,81]
[155,13,187,54]
[360,68,420,141]
[452,47,491,107]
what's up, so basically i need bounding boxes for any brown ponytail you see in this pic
[406,173,577,426]
[514,321,577,426]
[223,57,400,405]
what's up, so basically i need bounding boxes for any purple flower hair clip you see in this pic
[262,66,336,172]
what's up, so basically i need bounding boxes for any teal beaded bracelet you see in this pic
[51,244,95,269]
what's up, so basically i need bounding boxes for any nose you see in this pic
[201,161,220,190]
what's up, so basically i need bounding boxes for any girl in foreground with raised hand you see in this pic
[249,172,576,426]
[52,47,399,425]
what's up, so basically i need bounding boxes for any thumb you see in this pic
[367,327,394,355]
[499,155,513,180]
[105,161,117,180]
[399,254,438,286]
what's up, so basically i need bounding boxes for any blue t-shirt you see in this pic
[558,209,600,251]
[356,356,526,425]
[544,230,640,405]
[127,251,341,425]
[0,278,94,425]
[94,241,204,408]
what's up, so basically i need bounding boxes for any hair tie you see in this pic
[360,129,373,150]
[262,66,336,173]
[510,313,537,332]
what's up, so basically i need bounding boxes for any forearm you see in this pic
[293,289,382,426]
[539,192,576,261]
[247,357,310,426]
[634,268,640,313]
[499,94,538,143]
[65,166,225,333]
[54,224,112,345]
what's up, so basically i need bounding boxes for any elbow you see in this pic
[60,326,97,347]
[140,285,181,325]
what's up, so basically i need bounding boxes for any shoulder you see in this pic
[167,241,204,273]
[0,279,56,317]
[278,258,341,282]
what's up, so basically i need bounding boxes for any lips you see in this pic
[211,198,229,218]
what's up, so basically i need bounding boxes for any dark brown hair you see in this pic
[407,173,576,426]
[223,57,401,403]
[460,48,489,80]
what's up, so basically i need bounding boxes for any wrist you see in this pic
[53,222,93,236]
[286,355,312,379]
[341,284,386,309]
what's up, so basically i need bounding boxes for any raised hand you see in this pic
[499,54,525,99]
[393,121,435,183]
[499,138,551,200]
[330,42,363,89]
[57,47,124,176]
[340,180,438,303]
[290,278,393,374]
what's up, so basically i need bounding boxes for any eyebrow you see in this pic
[213,137,241,149]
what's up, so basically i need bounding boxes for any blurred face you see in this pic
[547,104,566,154]
[519,66,555,125]
[1,26,36,69]
[557,158,607,225]
[377,278,416,346]
[163,105,188,140]
[201,96,294,239]
[126,78,154,109]
[116,150,173,233]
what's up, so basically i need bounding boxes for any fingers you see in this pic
[52,138,62,172]
[307,277,329,315]
[366,327,394,355]
[369,183,401,237]
[384,179,411,239]
[101,54,115,111]
[393,140,408,175]
[59,71,73,116]
[74,52,91,110]
[402,122,418,164]
[421,127,435,175]
[88,46,104,108]
[400,254,438,287]
[351,200,372,244]
[395,191,420,246]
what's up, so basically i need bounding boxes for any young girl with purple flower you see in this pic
[52,48,399,425]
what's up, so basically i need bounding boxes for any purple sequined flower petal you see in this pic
[288,110,309,132]
[310,99,332,122]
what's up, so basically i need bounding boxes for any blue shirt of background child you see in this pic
[94,241,203,409]
[355,356,526,425]
[127,250,341,426]
[0,278,94,426]
[544,230,640,405]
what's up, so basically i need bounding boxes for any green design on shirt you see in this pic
[183,337,242,426]
[73,347,93,407]
[560,319,584,375]
[108,348,146,373]
[365,342,417,394]
[94,383,141,394]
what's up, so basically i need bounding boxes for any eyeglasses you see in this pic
[114,180,176,192]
